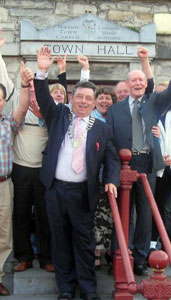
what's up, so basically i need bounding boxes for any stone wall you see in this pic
[1,0,171,87]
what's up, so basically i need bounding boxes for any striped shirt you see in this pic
[0,114,20,176]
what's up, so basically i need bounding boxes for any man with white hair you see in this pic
[114,47,154,102]
[107,69,171,276]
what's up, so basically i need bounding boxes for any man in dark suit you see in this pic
[33,47,120,300]
[107,69,171,276]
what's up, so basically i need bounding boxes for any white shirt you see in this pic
[157,110,171,177]
[55,114,89,182]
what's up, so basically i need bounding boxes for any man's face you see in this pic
[115,82,130,102]
[0,89,6,114]
[128,70,147,99]
[71,87,95,117]
[95,93,113,116]
[51,88,65,104]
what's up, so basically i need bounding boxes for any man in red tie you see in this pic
[33,47,120,300]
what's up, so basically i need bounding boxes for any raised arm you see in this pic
[57,55,67,89]
[29,97,43,119]
[57,55,66,75]
[77,55,90,81]
[36,47,56,73]
[0,29,14,99]
[57,55,68,102]
[34,47,60,128]
[138,47,153,79]
[0,29,20,115]
[138,46,154,94]
[0,29,6,48]
[13,61,33,124]
[155,81,171,113]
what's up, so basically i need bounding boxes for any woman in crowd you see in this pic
[92,87,117,270]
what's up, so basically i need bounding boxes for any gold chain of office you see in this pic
[68,113,95,148]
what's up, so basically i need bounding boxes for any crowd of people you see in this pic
[0,28,171,300]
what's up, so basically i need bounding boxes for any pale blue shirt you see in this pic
[91,109,105,123]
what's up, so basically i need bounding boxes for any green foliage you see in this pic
[126,26,139,32]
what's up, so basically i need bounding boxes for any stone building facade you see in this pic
[1,0,171,91]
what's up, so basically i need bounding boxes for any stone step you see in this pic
[3,259,171,300]
[13,260,113,296]
[0,292,148,299]
[0,292,146,300]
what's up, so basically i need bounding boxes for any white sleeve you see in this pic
[35,70,48,80]
[0,53,20,114]
[80,69,90,81]
[0,53,14,98]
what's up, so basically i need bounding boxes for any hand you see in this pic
[57,55,67,74]
[151,125,160,138]
[20,61,34,85]
[0,29,6,48]
[29,100,43,119]
[77,55,89,70]
[163,155,171,166]
[36,47,56,73]
[137,47,149,61]
[105,183,117,198]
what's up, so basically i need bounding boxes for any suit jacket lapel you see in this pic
[64,111,70,134]
[139,95,152,132]
[139,95,148,112]
[121,97,132,118]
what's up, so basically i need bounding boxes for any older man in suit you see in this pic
[33,47,120,300]
[107,69,171,276]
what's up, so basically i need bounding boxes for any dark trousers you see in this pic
[152,176,166,241]
[153,167,171,242]
[163,168,171,240]
[130,153,156,264]
[12,163,52,266]
[45,179,97,295]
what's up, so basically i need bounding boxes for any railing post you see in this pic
[113,149,138,300]
[137,250,171,300]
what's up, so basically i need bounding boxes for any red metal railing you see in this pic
[108,191,137,293]
[140,173,171,262]
[108,149,171,300]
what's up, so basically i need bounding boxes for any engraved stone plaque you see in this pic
[20,13,156,59]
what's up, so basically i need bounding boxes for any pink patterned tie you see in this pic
[72,117,84,174]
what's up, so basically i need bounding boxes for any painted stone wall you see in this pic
[1,0,171,88]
